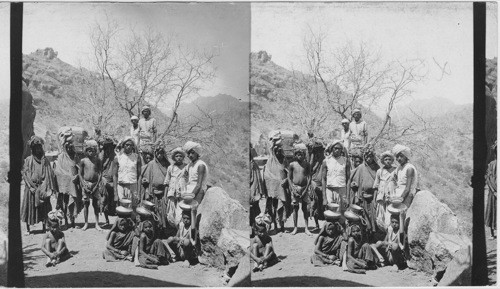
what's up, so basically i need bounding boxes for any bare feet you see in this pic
[291,228,298,235]
[305,229,312,236]
[81,223,88,231]
[95,224,103,231]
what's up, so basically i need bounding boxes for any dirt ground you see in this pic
[20,199,226,287]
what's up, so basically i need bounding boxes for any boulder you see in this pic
[217,228,249,268]
[406,191,460,248]
[424,232,471,273]
[197,187,248,270]
[22,81,36,159]
[438,247,472,286]
[227,255,251,287]
[405,191,463,273]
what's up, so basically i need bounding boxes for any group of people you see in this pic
[250,108,419,272]
[21,105,209,269]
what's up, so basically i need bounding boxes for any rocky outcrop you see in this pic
[22,81,36,159]
[405,190,471,276]
[197,187,249,271]
[437,247,472,286]
[227,255,251,287]
[424,232,471,273]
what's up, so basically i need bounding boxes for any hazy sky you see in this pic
[0,4,9,102]
[252,2,498,106]
[18,3,250,104]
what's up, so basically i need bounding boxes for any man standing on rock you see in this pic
[392,144,419,208]
[183,141,208,204]
[130,115,140,147]
[349,109,368,150]
[485,142,497,239]
[139,106,157,145]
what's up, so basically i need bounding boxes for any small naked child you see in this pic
[288,144,312,235]
[250,222,277,272]
[79,140,104,231]
[41,212,70,267]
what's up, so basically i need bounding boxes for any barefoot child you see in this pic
[79,140,105,231]
[310,218,346,266]
[41,211,70,267]
[372,214,406,269]
[288,143,312,235]
[250,222,277,272]
[103,217,135,262]
[138,220,171,269]
[345,224,378,273]
[166,206,198,265]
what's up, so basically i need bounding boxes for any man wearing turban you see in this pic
[183,141,208,204]
[54,128,83,228]
[349,109,368,150]
[392,144,419,208]
[321,140,351,213]
[138,106,157,145]
[22,135,56,234]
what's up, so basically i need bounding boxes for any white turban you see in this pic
[293,143,307,152]
[84,139,98,149]
[183,141,202,156]
[392,144,411,159]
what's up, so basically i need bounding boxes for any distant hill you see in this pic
[19,48,248,205]
[250,50,479,235]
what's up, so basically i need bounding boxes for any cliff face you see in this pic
[485,57,497,163]
[22,81,36,159]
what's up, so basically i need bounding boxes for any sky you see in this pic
[252,2,498,107]
[17,3,250,104]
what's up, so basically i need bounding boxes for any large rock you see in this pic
[406,191,461,248]
[424,232,471,273]
[22,81,36,159]
[405,191,463,273]
[227,255,251,287]
[438,247,472,286]
[197,187,248,270]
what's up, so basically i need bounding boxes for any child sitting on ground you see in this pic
[166,207,198,266]
[345,224,378,273]
[103,217,135,262]
[310,221,346,266]
[372,214,406,269]
[41,211,70,267]
[137,220,171,269]
[250,222,277,272]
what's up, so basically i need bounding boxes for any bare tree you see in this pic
[287,28,427,143]
[89,18,217,139]
[68,68,117,130]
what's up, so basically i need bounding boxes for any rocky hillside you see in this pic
[250,50,478,236]
[18,48,248,206]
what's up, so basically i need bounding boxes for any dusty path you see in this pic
[21,204,225,287]
[251,200,433,287]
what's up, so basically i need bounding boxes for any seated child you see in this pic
[372,214,406,269]
[137,220,170,269]
[41,213,70,267]
[310,221,346,266]
[166,209,198,265]
[250,222,277,272]
[103,217,135,262]
[345,224,378,273]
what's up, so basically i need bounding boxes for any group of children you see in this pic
[250,206,406,274]
[41,201,198,269]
